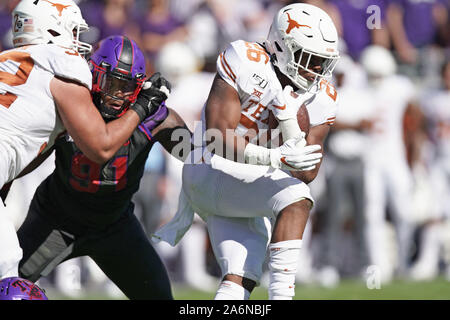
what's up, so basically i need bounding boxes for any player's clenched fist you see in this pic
[131,72,172,121]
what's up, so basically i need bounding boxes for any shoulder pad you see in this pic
[216,40,270,91]
[28,44,92,90]
[306,80,339,126]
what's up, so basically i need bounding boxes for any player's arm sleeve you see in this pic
[308,93,339,127]
[216,42,243,91]
[31,45,92,90]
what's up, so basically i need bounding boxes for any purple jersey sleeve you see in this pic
[138,102,169,140]
[331,0,387,60]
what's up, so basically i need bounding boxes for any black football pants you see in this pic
[17,201,173,300]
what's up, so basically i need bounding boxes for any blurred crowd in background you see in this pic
[1,0,450,298]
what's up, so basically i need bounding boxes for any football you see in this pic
[268,104,310,138]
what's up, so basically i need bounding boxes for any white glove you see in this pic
[271,85,303,121]
[244,136,322,171]
[272,86,306,141]
[270,137,322,171]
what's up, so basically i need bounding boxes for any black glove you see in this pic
[131,72,171,122]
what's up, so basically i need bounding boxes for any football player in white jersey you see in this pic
[360,45,416,283]
[409,60,450,281]
[153,3,340,300]
[0,0,169,280]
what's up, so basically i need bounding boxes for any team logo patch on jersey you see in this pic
[252,88,263,99]
[252,73,268,89]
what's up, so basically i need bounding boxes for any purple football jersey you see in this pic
[331,0,387,60]
[392,0,443,47]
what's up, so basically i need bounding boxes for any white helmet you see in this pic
[360,45,397,79]
[155,41,202,85]
[264,3,340,91]
[12,0,92,55]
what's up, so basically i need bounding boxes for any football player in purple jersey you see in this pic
[15,35,192,299]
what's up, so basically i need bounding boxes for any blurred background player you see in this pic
[359,45,417,283]
[318,54,373,280]
[16,35,192,299]
[79,0,142,47]
[387,0,448,87]
[409,59,450,281]
[153,3,340,300]
[329,0,389,61]
[136,0,189,73]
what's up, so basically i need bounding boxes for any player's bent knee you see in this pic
[0,254,22,278]
[283,198,313,213]
[277,198,313,224]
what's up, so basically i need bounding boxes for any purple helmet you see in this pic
[0,277,48,300]
[89,35,146,118]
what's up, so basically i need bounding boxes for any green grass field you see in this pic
[46,277,450,300]
[173,277,450,300]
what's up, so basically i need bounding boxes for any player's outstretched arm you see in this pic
[51,76,141,164]
[153,108,193,162]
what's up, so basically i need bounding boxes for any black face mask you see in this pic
[92,65,145,119]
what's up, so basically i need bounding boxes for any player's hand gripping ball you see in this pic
[268,103,310,138]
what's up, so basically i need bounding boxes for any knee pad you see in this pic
[207,216,270,285]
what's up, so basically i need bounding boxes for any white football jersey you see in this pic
[153,40,337,246]
[364,75,415,162]
[213,40,338,146]
[0,44,92,185]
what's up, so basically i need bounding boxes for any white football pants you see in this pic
[0,201,23,278]
[364,158,414,280]
[182,154,312,283]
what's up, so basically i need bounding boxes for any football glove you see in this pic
[244,136,322,171]
[270,137,322,171]
[131,72,171,122]
[272,86,305,141]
